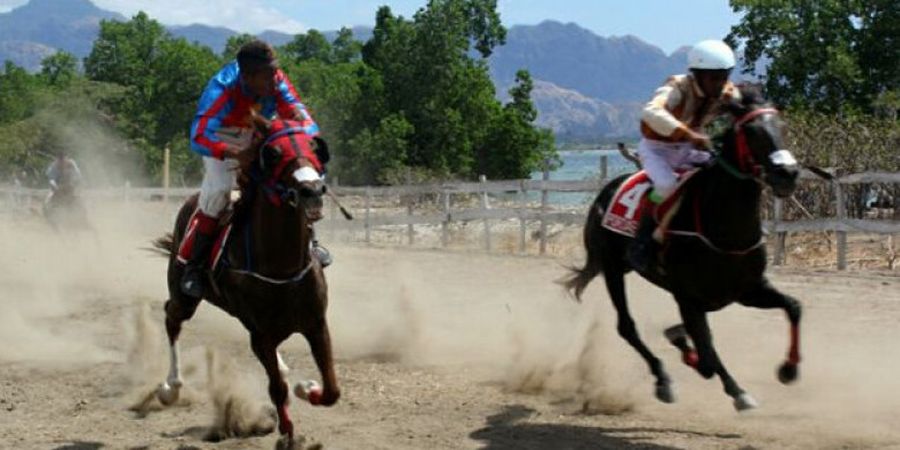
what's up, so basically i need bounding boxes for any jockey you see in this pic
[45,149,82,194]
[628,39,741,272]
[182,39,330,299]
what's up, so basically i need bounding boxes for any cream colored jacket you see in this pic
[640,74,740,142]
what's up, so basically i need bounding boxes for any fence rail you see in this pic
[3,168,898,270]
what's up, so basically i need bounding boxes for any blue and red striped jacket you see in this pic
[190,61,319,159]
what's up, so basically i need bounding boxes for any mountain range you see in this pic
[0,0,715,141]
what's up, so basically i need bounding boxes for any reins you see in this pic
[666,107,778,255]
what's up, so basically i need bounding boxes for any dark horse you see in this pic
[152,115,340,445]
[563,89,802,411]
[43,185,92,232]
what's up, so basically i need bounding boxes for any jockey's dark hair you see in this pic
[237,40,277,74]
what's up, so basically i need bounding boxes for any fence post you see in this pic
[364,187,372,245]
[835,181,847,270]
[518,179,527,254]
[124,180,131,206]
[405,171,414,246]
[539,168,550,255]
[480,174,492,253]
[407,195,415,246]
[772,197,785,266]
[328,176,338,242]
[599,154,608,181]
[162,146,170,206]
[441,190,450,248]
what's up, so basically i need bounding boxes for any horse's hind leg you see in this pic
[302,321,341,406]
[738,278,802,384]
[677,303,757,411]
[156,294,201,406]
[603,268,674,403]
[251,334,295,441]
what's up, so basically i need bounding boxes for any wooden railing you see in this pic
[3,169,898,269]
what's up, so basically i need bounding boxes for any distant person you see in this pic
[45,149,82,195]
[628,39,740,271]
[182,39,329,299]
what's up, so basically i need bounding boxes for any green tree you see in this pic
[84,12,168,88]
[728,0,899,114]
[83,11,220,181]
[40,51,78,87]
[344,114,413,184]
[481,71,557,178]
[283,30,333,63]
[0,61,44,124]
[355,0,522,180]
[332,27,363,63]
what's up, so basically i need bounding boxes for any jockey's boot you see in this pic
[627,208,660,273]
[181,228,216,298]
[312,239,332,268]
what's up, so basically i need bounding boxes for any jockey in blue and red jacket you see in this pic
[181,39,327,299]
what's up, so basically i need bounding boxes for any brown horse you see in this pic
[152,116,340,446]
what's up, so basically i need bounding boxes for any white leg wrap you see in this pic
[277,351,290,377]
[157,343,183,406]
[167,343,182,386]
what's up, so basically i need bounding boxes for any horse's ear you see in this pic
[248,108,271,135]
[725,99,749,119]
[261,145,282,172]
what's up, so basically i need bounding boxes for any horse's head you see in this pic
[721,88,799,198]
[249,113,326,221]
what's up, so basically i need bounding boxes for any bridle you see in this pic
[717,107,780,181]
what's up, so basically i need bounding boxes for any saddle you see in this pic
[601,169,698,238]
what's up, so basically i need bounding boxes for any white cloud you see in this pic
[0,0,27,13]
[92,0,305,33]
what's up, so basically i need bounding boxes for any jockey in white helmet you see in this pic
[628,39,742,272]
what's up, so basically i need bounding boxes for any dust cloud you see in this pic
[1,180,900,449]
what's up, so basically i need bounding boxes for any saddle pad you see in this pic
[601,169,696,237]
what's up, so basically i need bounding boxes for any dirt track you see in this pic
[1,206,899,450]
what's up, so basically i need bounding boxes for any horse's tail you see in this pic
[560,175,626,302]
[148,233,175,257]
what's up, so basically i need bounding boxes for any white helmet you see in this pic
[688,40,735,70]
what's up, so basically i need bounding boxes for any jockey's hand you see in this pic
[224,145,255,169]
[686,129,712,150]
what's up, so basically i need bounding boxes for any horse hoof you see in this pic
[663,325,687,343]
[777,362,799,384]
[733,393,759,411]
[156,382,180,406]
[682,350,699,368]
[655,383,676,404]
[294,380,322,405]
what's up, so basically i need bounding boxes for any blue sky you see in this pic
[1,0,742,54]
[269,0,742,54]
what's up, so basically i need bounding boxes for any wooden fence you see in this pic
[3,168,898,270]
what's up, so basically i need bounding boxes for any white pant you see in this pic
[198,127,252,216]
[637,138,711,198]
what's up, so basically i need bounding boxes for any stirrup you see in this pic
[312,243,332,268]
[180,267,205,298]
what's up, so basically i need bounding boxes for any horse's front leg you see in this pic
[156,295,201,406]
[250,334,295,441]
[738,278,802,384]
[301,320,340,406]
[677,302,757,411]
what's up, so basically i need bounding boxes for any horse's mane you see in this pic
[736,84,767,108]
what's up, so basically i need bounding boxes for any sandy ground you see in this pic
[1,203,900,450]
